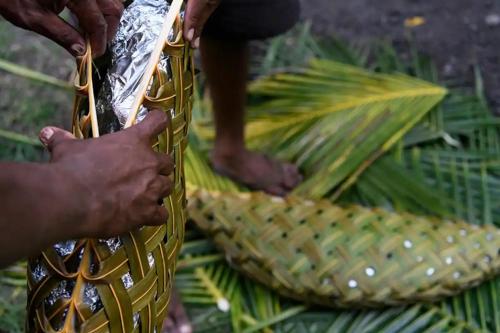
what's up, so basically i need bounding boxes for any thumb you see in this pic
[132,109,169,142]
[39,127,75,151]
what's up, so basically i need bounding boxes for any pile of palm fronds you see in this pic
[178,25,500,332]
[0,24,499,332]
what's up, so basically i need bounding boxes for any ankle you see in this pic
[213,140,246,159]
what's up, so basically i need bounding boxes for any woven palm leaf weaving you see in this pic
[188,189,500,308]
[26,0,194,331]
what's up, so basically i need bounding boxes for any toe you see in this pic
[264,183,288,197]
[282,163,302,189]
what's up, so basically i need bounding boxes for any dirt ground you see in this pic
[302,0,500,113]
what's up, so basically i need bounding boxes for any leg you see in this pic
[201,37,248,155]
[200,37,302,196]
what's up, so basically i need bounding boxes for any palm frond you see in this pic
[0,128,43,147]
[0,58,72,90]
[245,60,446,200]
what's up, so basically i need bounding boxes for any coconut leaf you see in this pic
[0,58,72,90]
[245,60,447,200]
[0,129,43,147]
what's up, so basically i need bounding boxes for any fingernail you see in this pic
[39,127,54,146]
[70,43,85,56]
[187,28,195,41]
[193,37,200,49]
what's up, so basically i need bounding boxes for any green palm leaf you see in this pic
[0,58,72,90]
[245,60,447,199]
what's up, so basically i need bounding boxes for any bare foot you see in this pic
[162,291,192,333]
[211,149,302,196]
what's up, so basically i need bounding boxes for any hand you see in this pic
[184,0,220,48]
[39,110,174,238]
[0,0,123,57]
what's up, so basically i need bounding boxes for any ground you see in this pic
[302,0,500,114]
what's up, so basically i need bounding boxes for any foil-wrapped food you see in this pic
[96,0,174,133]
[31,0,177,329]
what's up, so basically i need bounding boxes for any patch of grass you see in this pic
[0,21,13,60]
[0,286,26,333]
[0,19,71,163]
[0,139,44,162]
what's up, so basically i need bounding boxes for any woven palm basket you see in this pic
[26,0,193,331]
[189,189,500,308]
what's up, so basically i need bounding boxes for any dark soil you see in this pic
[302,0,500,113]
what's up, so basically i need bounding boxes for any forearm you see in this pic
[0,162,78,267]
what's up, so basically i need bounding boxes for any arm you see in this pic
[0,111,173,267]
[0,162,80,267]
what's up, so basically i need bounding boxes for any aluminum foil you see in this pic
[53,240,76,257]
[33,0,174,321]
[82,283,103,312]
[45,280,74,307]
[96,0,174,133]
[31,261,48,283]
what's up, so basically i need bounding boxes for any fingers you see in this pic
[147,206,169,226]
[155,176,173,199]
[67,0,107,57]
[96,0,124,43]
[38,0,67,13]
[28,13,86,56]
[39,126,75,151]
[184,0,220,48]
[134,110,169,142]
[157,153,174,175]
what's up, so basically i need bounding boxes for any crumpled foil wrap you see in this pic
[97,0,173,133]
[32,0,175,327]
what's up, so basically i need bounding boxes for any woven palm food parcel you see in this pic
[26,0,194,331]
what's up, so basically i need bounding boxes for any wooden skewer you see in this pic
[86,40,100,138]
[125,0,184,129]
